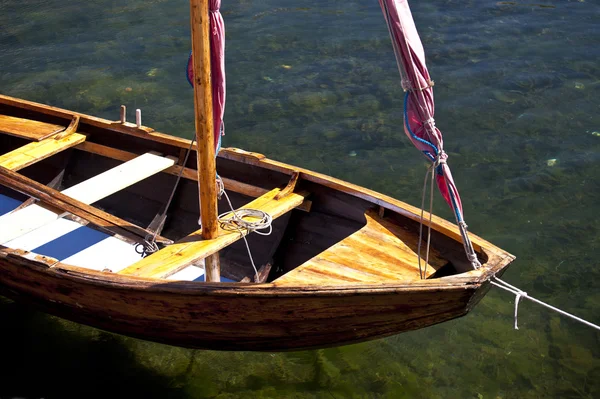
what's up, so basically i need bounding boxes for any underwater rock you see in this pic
[492,90,522,104]
[247,98,282,117]
[288,90,337,110]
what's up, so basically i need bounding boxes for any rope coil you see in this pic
[217,178,273,282]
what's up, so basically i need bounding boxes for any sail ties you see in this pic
[401,78,435,93]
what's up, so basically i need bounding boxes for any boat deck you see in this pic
[273,209,447,285]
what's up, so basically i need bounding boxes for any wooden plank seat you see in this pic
[0,114,66,141]
[0,153,175,245]
[0,132,86,171]
[273,209,449,285]
[119,188,309,278]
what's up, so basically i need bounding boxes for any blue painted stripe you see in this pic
[194,274,235,283]
[0,193,22,216]
[32,226,109,261]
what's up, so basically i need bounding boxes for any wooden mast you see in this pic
[189,0,220,282]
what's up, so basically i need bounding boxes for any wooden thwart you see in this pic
[118,188,309,278]
[0,153,175,245]
[273,209,448,285]
[75,141,312,212]
[0,133,86,171]
[0,114,66,141]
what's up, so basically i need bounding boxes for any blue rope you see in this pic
[403,91,438,160]
[403,91,463,222]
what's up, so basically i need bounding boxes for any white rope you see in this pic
[217,178,272,282]
[491,276,600,331]
[417,161,436,279]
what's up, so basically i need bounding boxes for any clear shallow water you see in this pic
[1,0,599,397]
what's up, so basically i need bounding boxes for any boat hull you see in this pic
[0,251,492,351]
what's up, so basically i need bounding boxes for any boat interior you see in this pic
[0,98,486,285]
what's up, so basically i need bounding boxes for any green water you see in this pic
[1,0,599,397]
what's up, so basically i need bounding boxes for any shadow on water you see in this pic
[1,0,600,397]
[0,297,186,399]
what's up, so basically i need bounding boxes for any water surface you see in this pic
[1,0,599,397]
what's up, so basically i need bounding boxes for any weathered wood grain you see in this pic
[274,209,447,285]
[0,114,65,140]
[118,188,309,278]
[0,133,86,171]
[0,248,501,351]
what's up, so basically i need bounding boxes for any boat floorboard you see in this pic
[273,209,448,285]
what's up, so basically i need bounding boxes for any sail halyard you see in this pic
[189,0,221,281]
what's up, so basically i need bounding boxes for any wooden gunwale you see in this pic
[0,243,513,293]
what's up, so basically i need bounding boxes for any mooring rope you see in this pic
[491,276,600,331]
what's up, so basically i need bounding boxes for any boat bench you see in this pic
[273,209,448,285]
[0,152,175,245]
[118,187,310,278]
[0,148,178,271]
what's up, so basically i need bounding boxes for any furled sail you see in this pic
[378,0,481,269]
[187,0,225,152]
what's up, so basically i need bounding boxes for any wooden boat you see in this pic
[0,0,514,351]
[0,94,514,351]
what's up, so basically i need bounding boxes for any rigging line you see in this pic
[217,180,272,282]
[490,276,600,332]
[417,162,435,279]
[136,136,197,257]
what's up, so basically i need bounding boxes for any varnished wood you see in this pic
[0,133,86,171]
[274,209,447,285]
[0,114,65,140]
[53,115,80,140]
[0,95,515,351]
[275,171,299,200]
[0,247,511,351]
[0,166,171,245]
[118,188,309,278]
[190,0,220,281]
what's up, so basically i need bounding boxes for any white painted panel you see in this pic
[4,218,80,251]
[0,152,174,244]
[167,265,205,281]
[61,236,142,272]
[62,152,174,204]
